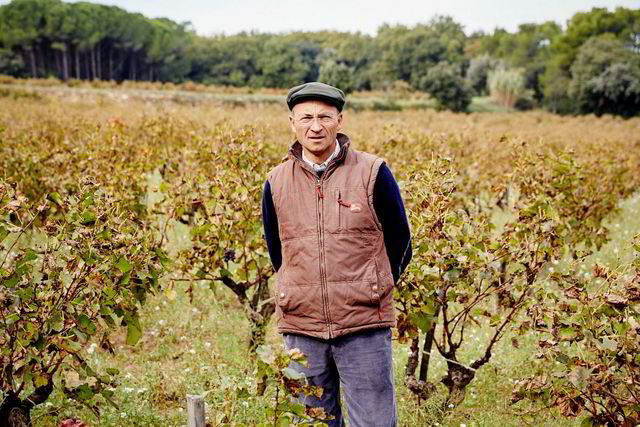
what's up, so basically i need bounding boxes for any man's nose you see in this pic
[309,118,323,132]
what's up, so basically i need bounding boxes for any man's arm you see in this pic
[373,163,412,284]
[261,180,282,272]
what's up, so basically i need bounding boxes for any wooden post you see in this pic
[187,395,205,427]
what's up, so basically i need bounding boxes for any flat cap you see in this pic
[286,82,346,112]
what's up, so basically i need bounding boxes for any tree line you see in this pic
[0,0,638,116]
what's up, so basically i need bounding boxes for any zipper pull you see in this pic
[337,195,351,208]
[316,183,323,199]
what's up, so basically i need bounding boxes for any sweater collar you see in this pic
[301,140,340,172]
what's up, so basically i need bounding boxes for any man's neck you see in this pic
[303,140,337,165]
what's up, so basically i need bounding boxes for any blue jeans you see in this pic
[283,328,396,427]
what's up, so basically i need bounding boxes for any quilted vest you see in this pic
[267,133,395,340]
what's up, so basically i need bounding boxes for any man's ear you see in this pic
[289,114,296,133]
[337,112,344,131]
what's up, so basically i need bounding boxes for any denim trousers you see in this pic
[283,327,396,427]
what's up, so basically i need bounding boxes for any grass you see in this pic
[468,96,514,113]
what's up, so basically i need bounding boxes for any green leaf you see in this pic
[16,249,38,268]
[47,313,64,332]
[236,387,250,399]
[101,389,115,399]
[276,416,291,427]
[126,317,142,346]
[73,327,87,342]
[60,339,82,353]
[97,228,112,240]
[82,251,98,266]
[48,192,63,207]
[34,334,45,351]
[154,248,171,267]
[256,345,275,365]
[191,224,211,237]
[5,313,19,326]
[82,195,94,208]
[554,351,570,364]
[279,401,306,416]
[115,257,132,273]
[2,274,20,288]
[119,271,131,285]
[77,314,90,329]
[408,313,435,333]
[236,269,248,281]
[81,210,97,225]
[0,226,9,242]
[580,416,594,427]
[558,327,577,340]
[23,365,33,384]
[281,367,305,380]
[490,314,501,327]
[33,372,49,388]
[74,383,95,401]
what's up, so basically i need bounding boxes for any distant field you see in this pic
[1,90,639,427]
[0,80,518,113]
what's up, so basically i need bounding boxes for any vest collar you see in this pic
[288,133,351,176]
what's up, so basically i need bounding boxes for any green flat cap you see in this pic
[286,82,346,112]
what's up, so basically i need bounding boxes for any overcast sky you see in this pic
[1,0,637,35]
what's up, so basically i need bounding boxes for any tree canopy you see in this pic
[0,0,638,115]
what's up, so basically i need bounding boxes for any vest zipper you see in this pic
[335,188,341,231]
[316,176,333,338]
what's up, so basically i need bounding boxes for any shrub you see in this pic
[162,127,278,352]
[513,250,640,426]
[399,144,630,408]
[417,61,471,112]
[466,54,503,96]
[488,68,533,109]
[318,60,356,94]
[569,35,640,117]
[0,179,167,425]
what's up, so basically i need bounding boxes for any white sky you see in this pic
[1,0,637,35]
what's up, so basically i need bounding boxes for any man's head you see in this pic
[287,82,345,162]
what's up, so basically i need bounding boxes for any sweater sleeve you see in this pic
[261,180,282,272]
[373,163,412,284]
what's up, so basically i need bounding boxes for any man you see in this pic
[261,82,411,427]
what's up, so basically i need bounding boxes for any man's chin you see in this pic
[305,141,330,151]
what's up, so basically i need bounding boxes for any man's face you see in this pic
[289,100,343,159]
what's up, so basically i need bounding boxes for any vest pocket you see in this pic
[330,187,376,234]
[327,262,383,329]
[276,281,325,321]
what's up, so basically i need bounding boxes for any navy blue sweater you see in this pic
[261,163,412,284]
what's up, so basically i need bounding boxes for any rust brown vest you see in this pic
[268,133,395,339]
